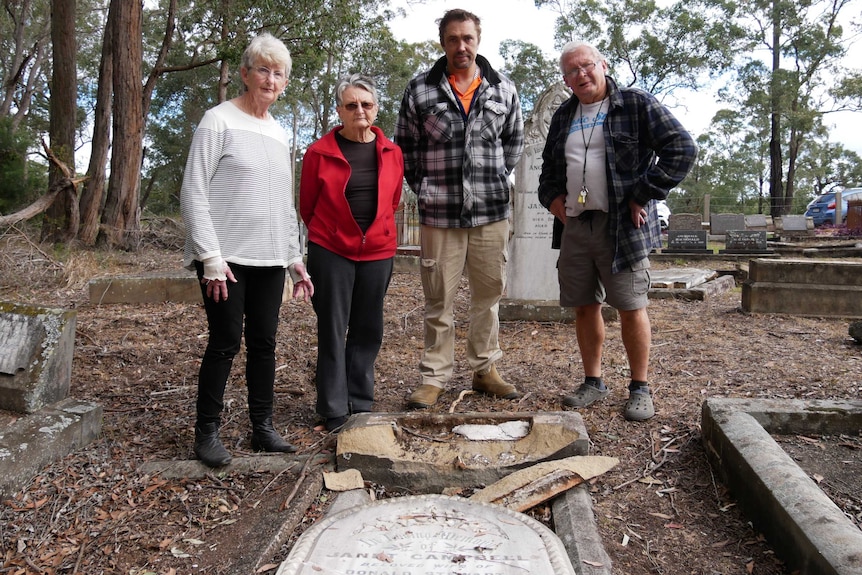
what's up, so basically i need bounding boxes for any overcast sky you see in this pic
[387,0,862,156]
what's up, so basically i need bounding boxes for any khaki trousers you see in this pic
[418,220,508,387]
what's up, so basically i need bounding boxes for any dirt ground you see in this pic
[1,225,860,575]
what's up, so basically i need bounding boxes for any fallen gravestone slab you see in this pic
[336,412,588,492]
[277,494,578,575]
[470,455,618,512]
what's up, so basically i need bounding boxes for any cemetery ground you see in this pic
[1,225,861,575]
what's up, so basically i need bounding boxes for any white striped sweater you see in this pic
[181,101,302,276]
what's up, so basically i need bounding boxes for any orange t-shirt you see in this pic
[449,74,482,115]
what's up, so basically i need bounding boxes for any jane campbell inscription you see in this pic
[277,495,576,575]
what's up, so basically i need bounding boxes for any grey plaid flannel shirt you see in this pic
[395,55,524,229]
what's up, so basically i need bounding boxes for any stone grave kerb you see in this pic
[0,301,76,413]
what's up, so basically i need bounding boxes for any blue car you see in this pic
[804,189,862,226]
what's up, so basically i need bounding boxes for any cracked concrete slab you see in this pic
[336,411,588,492]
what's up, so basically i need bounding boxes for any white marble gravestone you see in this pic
[506,83,571,301]
[277,494,577,575]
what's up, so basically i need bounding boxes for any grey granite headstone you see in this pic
[779,215,813,236]
[664,230,711,253]
[744,214,768,231]
[277,494,577,575]
[668,213,702,231]
[710,213,746,236]
[507,83,571,300]
[0,302,76,413]
[720,230,771,254]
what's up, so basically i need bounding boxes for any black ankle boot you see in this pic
[194,422,232,467]
[251,417,297,453]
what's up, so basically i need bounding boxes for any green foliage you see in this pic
[0,118,48,214]
[536,0,743,98]
[499,40,560,116]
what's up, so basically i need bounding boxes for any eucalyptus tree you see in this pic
[41,0,79,242]
[535,0,743,101]
[719,0,858,217]
[686,109,770,214]
[1,0,53,217]
[498,39,559,117]
[140,0,432,215]
[794,127,862,202]
[0,0,52,130]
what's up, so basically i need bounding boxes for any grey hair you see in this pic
[559,41,605,73]
[241,32,292,78]
[335,73,379,106]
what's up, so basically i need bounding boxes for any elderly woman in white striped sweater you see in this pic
[180,32,314,468]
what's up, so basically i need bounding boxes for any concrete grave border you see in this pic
[0,397,102,500]
[701,398,862,575]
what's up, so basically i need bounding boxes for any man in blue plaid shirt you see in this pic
[538,41,697,421]
[395,9,524,409]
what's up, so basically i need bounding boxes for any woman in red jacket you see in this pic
[299,74,404,432]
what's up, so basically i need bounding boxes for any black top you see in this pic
[336,131,378,233]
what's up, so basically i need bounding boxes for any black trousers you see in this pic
[307,242,393,419]
[194,262,285,426]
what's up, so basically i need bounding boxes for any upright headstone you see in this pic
[710,213,746,237]
[277,494,578,575]
[664,213,711,253]
[506,83,571,301]
[720,230,772,254]
[778,215,814,238]
[0,302,76,413]
[744,214,769,232]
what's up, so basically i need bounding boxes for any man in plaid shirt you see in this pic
[395,8,524,409]
[538,41,697,421]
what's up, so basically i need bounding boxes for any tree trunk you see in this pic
[79,2,115,246]
[42,0,78,243]
[100,0,143,250]
[768,1,784,218]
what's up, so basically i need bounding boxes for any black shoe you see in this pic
[325,415,349,432]
[194,422,232,467]
[251,417,297,453]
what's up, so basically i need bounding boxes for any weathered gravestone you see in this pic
[710,213,746,237]
[664,213,711,253]
[0,301,102,501]
[720,230,772,254]
[0,302,76,413]
[777,215,814,238]
[506,83,571,301]
[744,214,770,232]
[276,494,578,575]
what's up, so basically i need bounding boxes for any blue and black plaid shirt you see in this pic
[538,76,698,273]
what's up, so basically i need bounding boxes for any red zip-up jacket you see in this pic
[299,126,404,261]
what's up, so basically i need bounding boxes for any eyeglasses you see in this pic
[565,62,597,77]
[253,66,285,81]
[343,102,376,111]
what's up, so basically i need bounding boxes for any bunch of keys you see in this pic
[578,185,588,204]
